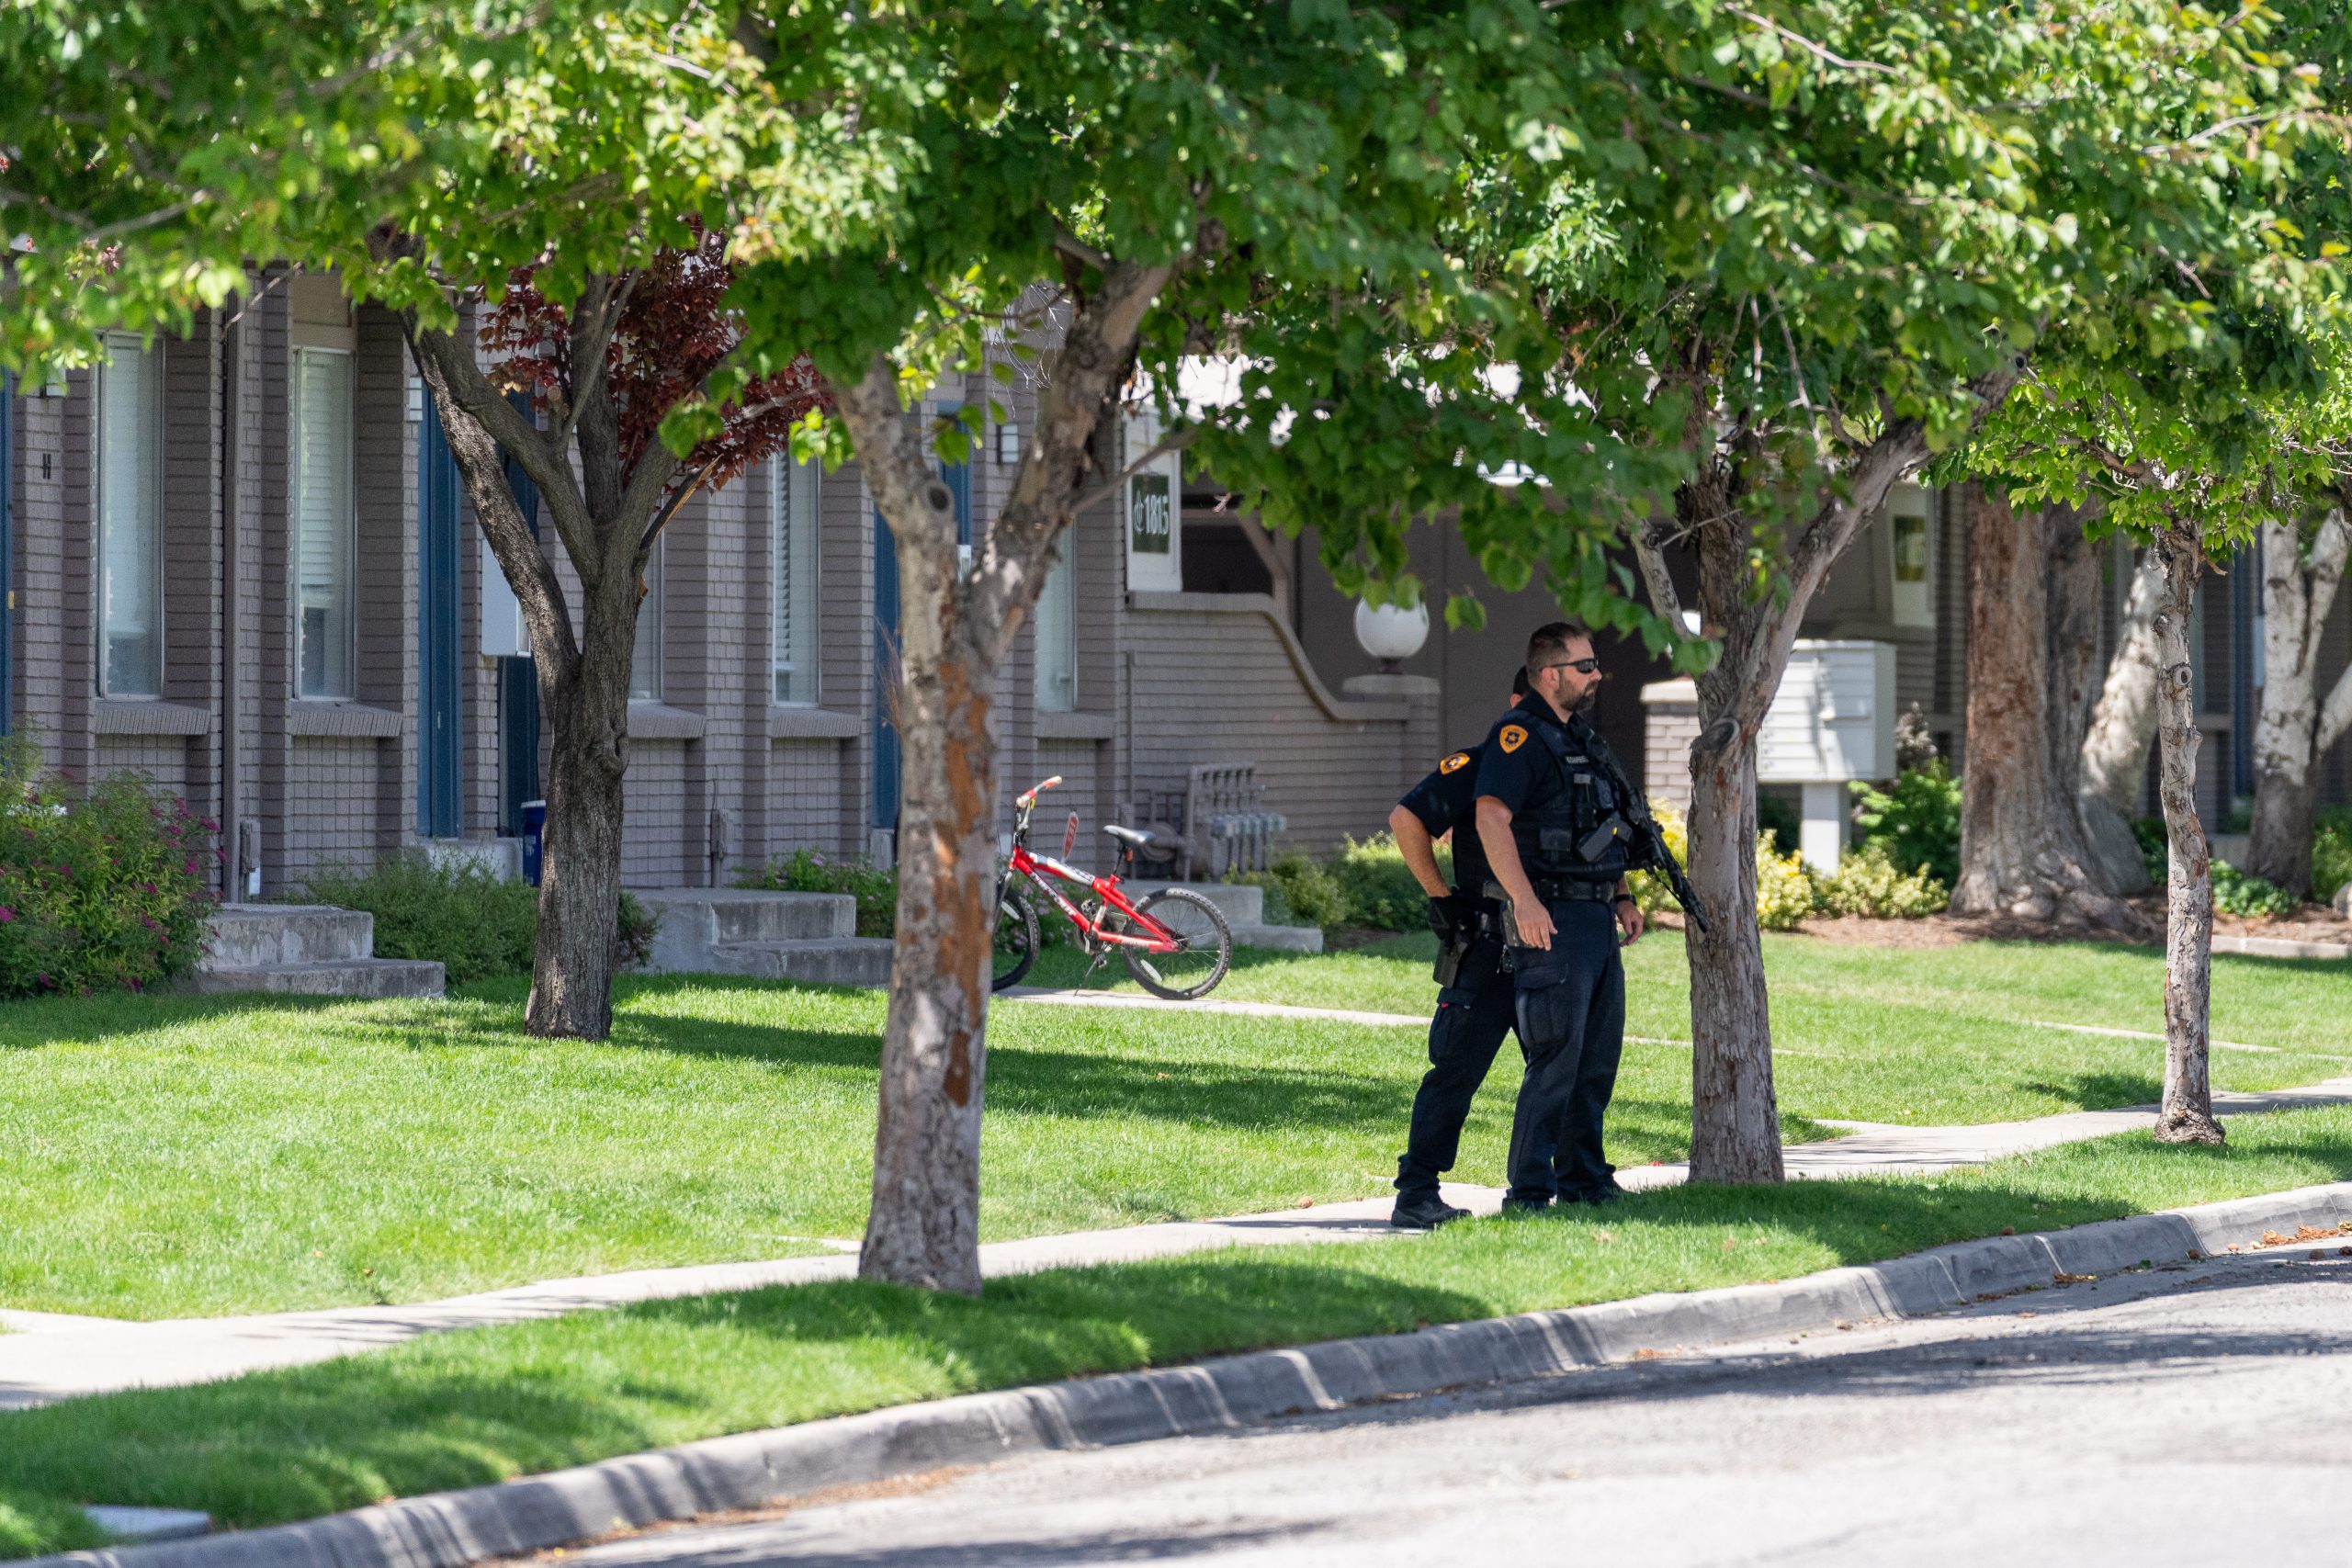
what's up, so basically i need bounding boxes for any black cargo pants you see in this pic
[1394,936,1554,1200]
[1505,897,1627,1204]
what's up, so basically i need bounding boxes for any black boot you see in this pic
[1391,1193,1471,1230]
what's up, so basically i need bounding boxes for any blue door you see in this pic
[872,509,900,835]
[498,399,542,837]
[0,373,12,738]
[417,395,463,836]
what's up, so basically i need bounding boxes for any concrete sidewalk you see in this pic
[6,1063,2350,1412]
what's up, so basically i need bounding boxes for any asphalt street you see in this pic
[543,1249,2352,1568]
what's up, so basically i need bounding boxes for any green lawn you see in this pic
[7,1100,2352,1560]
[1032,928,2352,1123]
[2,976,1626,1320]
[5,931,2346,1321]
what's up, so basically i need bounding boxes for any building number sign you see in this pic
[1129,472,1171,555]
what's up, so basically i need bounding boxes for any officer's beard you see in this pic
[1571,681,1600,716]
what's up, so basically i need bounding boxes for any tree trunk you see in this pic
[526,644,630,1039]
[2151,531,2222,1145]
[1680,470,1786,1185]
[1684,704,1782,1184]
[1951,487,2137,926]
[2245,513,2349,897]
[832,369,1004,1296]
[863,604,1001,1294]
[2051,504,2153,897]
[2082,546,2167,816]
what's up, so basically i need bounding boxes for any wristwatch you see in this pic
[1611,893,1636,906]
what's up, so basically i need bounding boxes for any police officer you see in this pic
[1474,621,1642,1211]
[1386,669,1549,1230]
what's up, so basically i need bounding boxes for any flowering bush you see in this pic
[0,753,217,998]
[1755,836,1815,931]
[1813,843,1951,918]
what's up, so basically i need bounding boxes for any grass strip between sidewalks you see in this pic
[9,1102,2352,1558]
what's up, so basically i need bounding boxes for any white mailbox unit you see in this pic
[1758,639,1895,873]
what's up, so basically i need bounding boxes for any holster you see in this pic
[1433,904,1510,988]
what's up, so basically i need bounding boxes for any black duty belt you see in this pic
[1531,878,1618,903]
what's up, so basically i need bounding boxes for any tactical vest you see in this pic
[1510,717,1634,884]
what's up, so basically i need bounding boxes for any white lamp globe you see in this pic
[1353,597,1430,671]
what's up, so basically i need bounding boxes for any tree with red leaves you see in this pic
[398,226,821,1039]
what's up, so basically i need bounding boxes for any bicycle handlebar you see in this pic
[1015,775,1064,810]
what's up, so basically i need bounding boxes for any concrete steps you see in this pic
[632,889,888,987]
[701,938,898,987]
[1117,881,1325,953]
[189,905,445,998]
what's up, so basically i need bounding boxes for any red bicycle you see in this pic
[992,776,1234,999]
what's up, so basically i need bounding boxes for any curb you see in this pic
[36,1180,2352,1568]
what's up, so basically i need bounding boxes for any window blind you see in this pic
[774,457,820,704]
[98,335,164,697]
[631,538,663,700]
[293,348,356,698]
[1035,541,1077,712]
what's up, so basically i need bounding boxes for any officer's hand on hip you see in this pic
[1515,898,1555,951]
[1615,895,1645,946]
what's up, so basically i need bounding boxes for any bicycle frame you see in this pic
[1002,781,1186,956]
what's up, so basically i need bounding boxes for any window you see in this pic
[1035,536,1076,712]
[631,537,663,701]
[773,457,820,704]
[1887,483,1935,630]
[292,347,356,698]
[97,334,164,697]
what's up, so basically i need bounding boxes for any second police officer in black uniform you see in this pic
[1385,667,1546,1230]
[1475,620,1643,1212]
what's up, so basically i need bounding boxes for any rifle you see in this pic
[1586,733,1712,936]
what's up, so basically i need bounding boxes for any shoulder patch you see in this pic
[1438,751,1471,775]
[1498,724,1529,754]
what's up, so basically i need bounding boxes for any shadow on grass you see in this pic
[1019,941,1351,993]
[1501,1134,2352,1271]
[0,1258,1487,1538]
[2020,1071,2164,1112]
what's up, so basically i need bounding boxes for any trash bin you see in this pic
[520,799,547,886]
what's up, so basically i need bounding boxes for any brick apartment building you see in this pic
[0,271,1444,901]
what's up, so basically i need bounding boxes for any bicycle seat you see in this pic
[1102,824,1160,853]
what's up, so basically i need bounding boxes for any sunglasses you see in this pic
[1538,657,1600,675]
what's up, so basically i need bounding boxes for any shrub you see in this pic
[0,755,217,997]
[1326,831,1441,931]
[1813,843,1951,919]
[2314,807,2352,907]
[2132,816,2168,883]
[2211,861,2299,919]
[1756,791,1804,855]
[1755,836,1815,931]
[1628,803,1689,919]
[1238,850,1355,931]
[1850,760,1962,889]
[301,854,657,984]
[741,848,897,937]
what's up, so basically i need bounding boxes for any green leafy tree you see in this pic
[716,0,1663,1292]
[1458,0,2333,1180]
[2,3,851,1038]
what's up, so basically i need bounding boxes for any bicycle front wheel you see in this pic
[991,886,1041,993]
[1121,887,1233,1000]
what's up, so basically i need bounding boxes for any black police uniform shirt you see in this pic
[1471,700,1625,885]
[1396,743,1496,898]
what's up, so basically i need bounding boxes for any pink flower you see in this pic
[0,907,15,922]
[183,859,199,876]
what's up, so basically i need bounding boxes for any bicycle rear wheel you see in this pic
[1121,887,1232,1000]
[992,887,1040,993]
